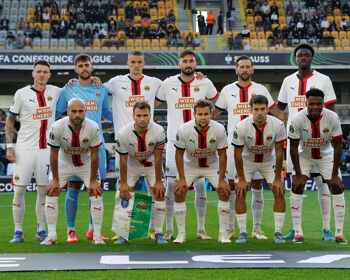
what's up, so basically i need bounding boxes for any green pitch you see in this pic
[1,190,349,278]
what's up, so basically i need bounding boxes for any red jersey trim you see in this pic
[269,102,276,110]
[275,138,287,144]
[331,134,343,139]
[207,91,219,101]
[217,146,228,151]
[325,99,337,106]
[90,142,102,149]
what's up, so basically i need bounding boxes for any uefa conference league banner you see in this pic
[112,191,152,241]
[0,51,350,68]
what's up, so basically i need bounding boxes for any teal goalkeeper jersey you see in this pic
[55,81,113,143]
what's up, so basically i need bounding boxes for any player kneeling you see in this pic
[113,101,167,245]
[233,95,286,244]
[174,100,231,244]
[288,89,347,244]
[41,98,105,245]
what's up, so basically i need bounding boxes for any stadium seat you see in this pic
[126,39,134,50]
[143,39,151,50]
[250,31,257,39]
[93,39,100,50]
[58,38,67,50]
[41,38,49,50]
[331,31,339,39]
[160,38,167,50]
[32,38,41,50]
[259,39,268,50]
[258,31,265,40]
[339,31,347,40]
[151,39,160,50]
[251,39,259,50]
[50,38,58,50]
[135,39,142,50]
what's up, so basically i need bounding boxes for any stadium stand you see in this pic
[0,0,201,51]
[225,0,350,51]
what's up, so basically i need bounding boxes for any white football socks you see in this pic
[12,186,26,232]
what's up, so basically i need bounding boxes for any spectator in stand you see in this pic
[0,16,9,31]
[150,26,158,39]
[241,25,250,38]
[98,26,106,39]
[17,18,25,30]
[167,10,176,24]
[61,4,68,16]
[118,17,126,30]
[67,24,77,38]
[32,24,42,39]
[306,24,316,38]
[320,17,330,30]
[197,13,206,35]
[58,25,67,38]
[125,2,134,20]
[233,33,243,49]
[206,11,215,35]
[51,24,59,38]
[275,34,284,48]
[217,11,224,35]
[175,33,183,47]
[135,26,142,38]
[36,11,43,23]
[340,18,347,30]
[263,18,272,31]
[119,32,125,46]
[267,33,274,47]
[6,31,16,43]
[35,2,43,15]
[296,19,305,37]
[125,25,135,38]
[142,17,151,31]
[255,3,263,18]
[159,17,167,30]
[77,11,85,23]
[51,1,59,15]
[43,0,51,9]
[270,2,279,15]
[185,32,194,48]
[286,1,294,16]
[158,26,166,38]
[271,11,279,24]
[166,33,175,46]
[142,3,150,18]
[193,34,200,47]
[282,26,290,39]
[227,8,236,30]
[109,24,117,39]
[98,7,107,23]
[134,3,142,16]
[261,1,271,19]
[24,22,32,35]
[15,34,24,49]
[43,9,50,23]
[256,17,263,31]
[84,25,93,41]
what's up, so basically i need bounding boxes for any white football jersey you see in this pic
[232,115,286,163]
[47,116,102,166]
[105,74,162,138]
[116,121,166,168]
[157,74,218,142]
[215,81,275,137]
[288,108,342,160]
[278,70,337,127]
[9,85,61,149]
[175,119,227,169]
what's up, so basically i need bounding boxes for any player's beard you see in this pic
[195,120,209,131]
[79,71,92,80]
[238,72,252,82]
[181,68,195,76]
[71,116,84,127]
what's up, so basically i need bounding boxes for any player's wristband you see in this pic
[6,144,14,149]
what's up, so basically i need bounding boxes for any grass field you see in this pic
[1,190,350,278]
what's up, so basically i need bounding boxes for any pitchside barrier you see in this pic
[0,175,349,192]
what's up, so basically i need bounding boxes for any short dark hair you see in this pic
[249,95,269,107]
[306,88,324,100]
[178,49,196,59]
[194,99,211,113]
[74,53,91,65]
[128,50,144,59]
[235,55,253,67]
[133,100,151,113]
[34,59,50,69]
[294,43,314,57]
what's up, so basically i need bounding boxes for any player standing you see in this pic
[277,43,337,241]
[174,100,231,243]
[288,89,347,244]
[212,55,276,240]
[6,60,62,243]
[232,95,286,244]
[113,101,167,244]
[41,98,104,245]
[55,54,112,242]
[157,50,219,240]
[105,51,163,240]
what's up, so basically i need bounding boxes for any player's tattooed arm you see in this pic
[211,107,223,119]
[276,102,288,121]
[5,113,17,162]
